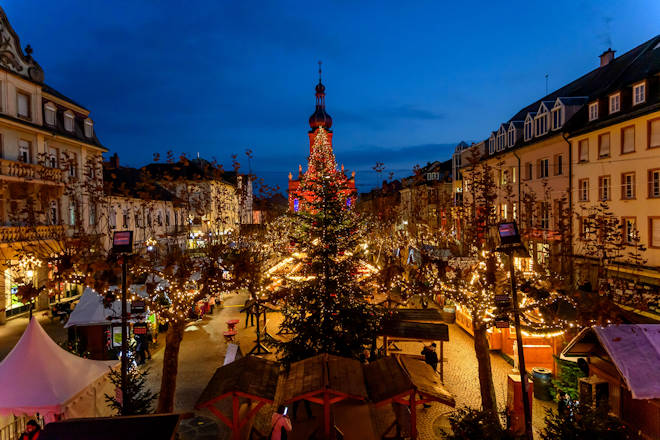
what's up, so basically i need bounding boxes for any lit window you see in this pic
[44,102,56,126]
[84,119,93,137]
[294,198,299,212]
[17,91,30,119]
[588,102,598,121]
[64,111,74,132]
[109,209,116,229]
[622,172,635,199]
[633,82,646,106]
[609,93,620,114]
[621,126,635,154]
[579,179,589,201]
[69,202,76,226]
[598,133,610,158]
[598,176,611,201]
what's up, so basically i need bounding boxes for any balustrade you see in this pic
[0,158,63,184]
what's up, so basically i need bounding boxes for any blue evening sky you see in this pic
[4,1,660,193]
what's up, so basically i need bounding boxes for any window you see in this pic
[599,176,611,201]
[17,91,30,119]
[579,179,589,201]
[165,210,170,227]
[525,162,533,180]
[650,217,660,248]
[554,154,563,176]
[47,146,57,168]
[511,166,516,183]
[122,209,129,228]
[44,102,56,126]
[535,113,548,135]
[552,108,562,130]
[524,119,533,140]
[578,139,589,162]
[89,204,96,226]
[49,201,58,225]
[622,172,636,199]
[648,169,660,198]
[18,139,31,163]
[508,128,515,146]
[147,211,152,226]
[68,202,76,226]
[84,119,93,138]
[580,216,590,239]
[598,133,610,158]
[622,218,637,245]
[64,111,74,132]
[497,132,505,151]
[621,126,635,154]
[589,102,599,121]
[157,211,163,226]
[488,137,495,155]
[539,159,549,178]
[540,203,550,229]
[649,119,660,148]
[68,153,77,178]
[633,82,646,106]
[512,202,517,220]
[609,93,620,114]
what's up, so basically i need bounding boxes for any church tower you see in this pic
[288,64,356,212]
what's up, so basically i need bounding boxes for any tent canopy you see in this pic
[563,325,660,400]
[0,318,117,418]
[65,286,147,328]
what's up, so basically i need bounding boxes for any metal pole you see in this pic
[509,251,533,440]
[121,256,128,413]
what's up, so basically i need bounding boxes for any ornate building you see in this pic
[288,68,356,212]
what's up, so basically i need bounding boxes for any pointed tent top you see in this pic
[0,317,116,418]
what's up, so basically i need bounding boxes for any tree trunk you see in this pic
[473,321,499,420]
[156,319,185,413]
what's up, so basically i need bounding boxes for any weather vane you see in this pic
[318,60,322,82]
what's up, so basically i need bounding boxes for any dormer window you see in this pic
[84,118,94,137]
[508,127,515,146]
[524,118,533,141]
[44,102,56,126]
[551,107,562,130]
[64,111,74,132]
[633,82,646,106]
[488,135,495,154]
[609,93,620,114]
[535,113,548,136]
[588,102,598,121]
[497,130,505,151]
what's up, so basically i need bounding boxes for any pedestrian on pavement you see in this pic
[144,328,153,361]
[270,405,292,440]
[557,390,569,417]
[19,419,41,440]
[421,343,439,408]
[244,299,254,328]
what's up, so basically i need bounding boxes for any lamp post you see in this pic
[112,231,133,413]
[496,222,532,440]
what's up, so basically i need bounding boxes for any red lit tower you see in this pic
[288,64,356,212]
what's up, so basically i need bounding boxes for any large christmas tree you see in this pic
[275,128,381,366]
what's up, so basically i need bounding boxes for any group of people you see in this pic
[134,330,152,365]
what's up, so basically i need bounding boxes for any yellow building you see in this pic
[0,7,106,322]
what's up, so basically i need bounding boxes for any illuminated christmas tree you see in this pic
[275,128,380,366]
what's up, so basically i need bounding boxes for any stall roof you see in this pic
[562,325,660,400]
[196,356,279,408]
[388,309,443,322]
[364,355,455,407]
[381,320,449,341]
[65,286,147,328]
[277,354,368,404]
[40,414,181,440]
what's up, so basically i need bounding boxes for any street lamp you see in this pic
[112,230,133,413]
[496,221,532,440]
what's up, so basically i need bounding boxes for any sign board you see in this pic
[495,316,510,328]
[495,294,511,308]
[133,323,147,335]
[131,300,145,314]
[498,222,521,246]
[112,230,133,254]
[111,325,123,348]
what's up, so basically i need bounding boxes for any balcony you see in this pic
[0,159,63,185]
[0,225,65,244]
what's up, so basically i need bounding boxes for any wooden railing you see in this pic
[0,158,63,184]
[0,225,64,243]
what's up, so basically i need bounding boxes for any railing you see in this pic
[0,416,27,440]
[0,158,63,184]
[0,225,65,243]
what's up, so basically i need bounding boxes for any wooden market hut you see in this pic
[365,354,456,439]
[40,414,181,440]
[196,356,279,440]
[276,354,369,439]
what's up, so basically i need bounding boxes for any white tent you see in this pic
[65,286,147,328]
[0,318,117,421]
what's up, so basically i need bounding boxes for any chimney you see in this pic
[599,48,615,67]
[109,153,119,168]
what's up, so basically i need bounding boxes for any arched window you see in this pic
[64,111,74,132]
[293,198,300,212]
[44,102,56,126]
[84,118,94,137]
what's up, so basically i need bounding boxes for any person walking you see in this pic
[243,299,255,328]
[421,343,439,408]
[270,405,292,440]
[19,420,41,440]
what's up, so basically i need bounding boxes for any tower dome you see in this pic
[309,62,332,130]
